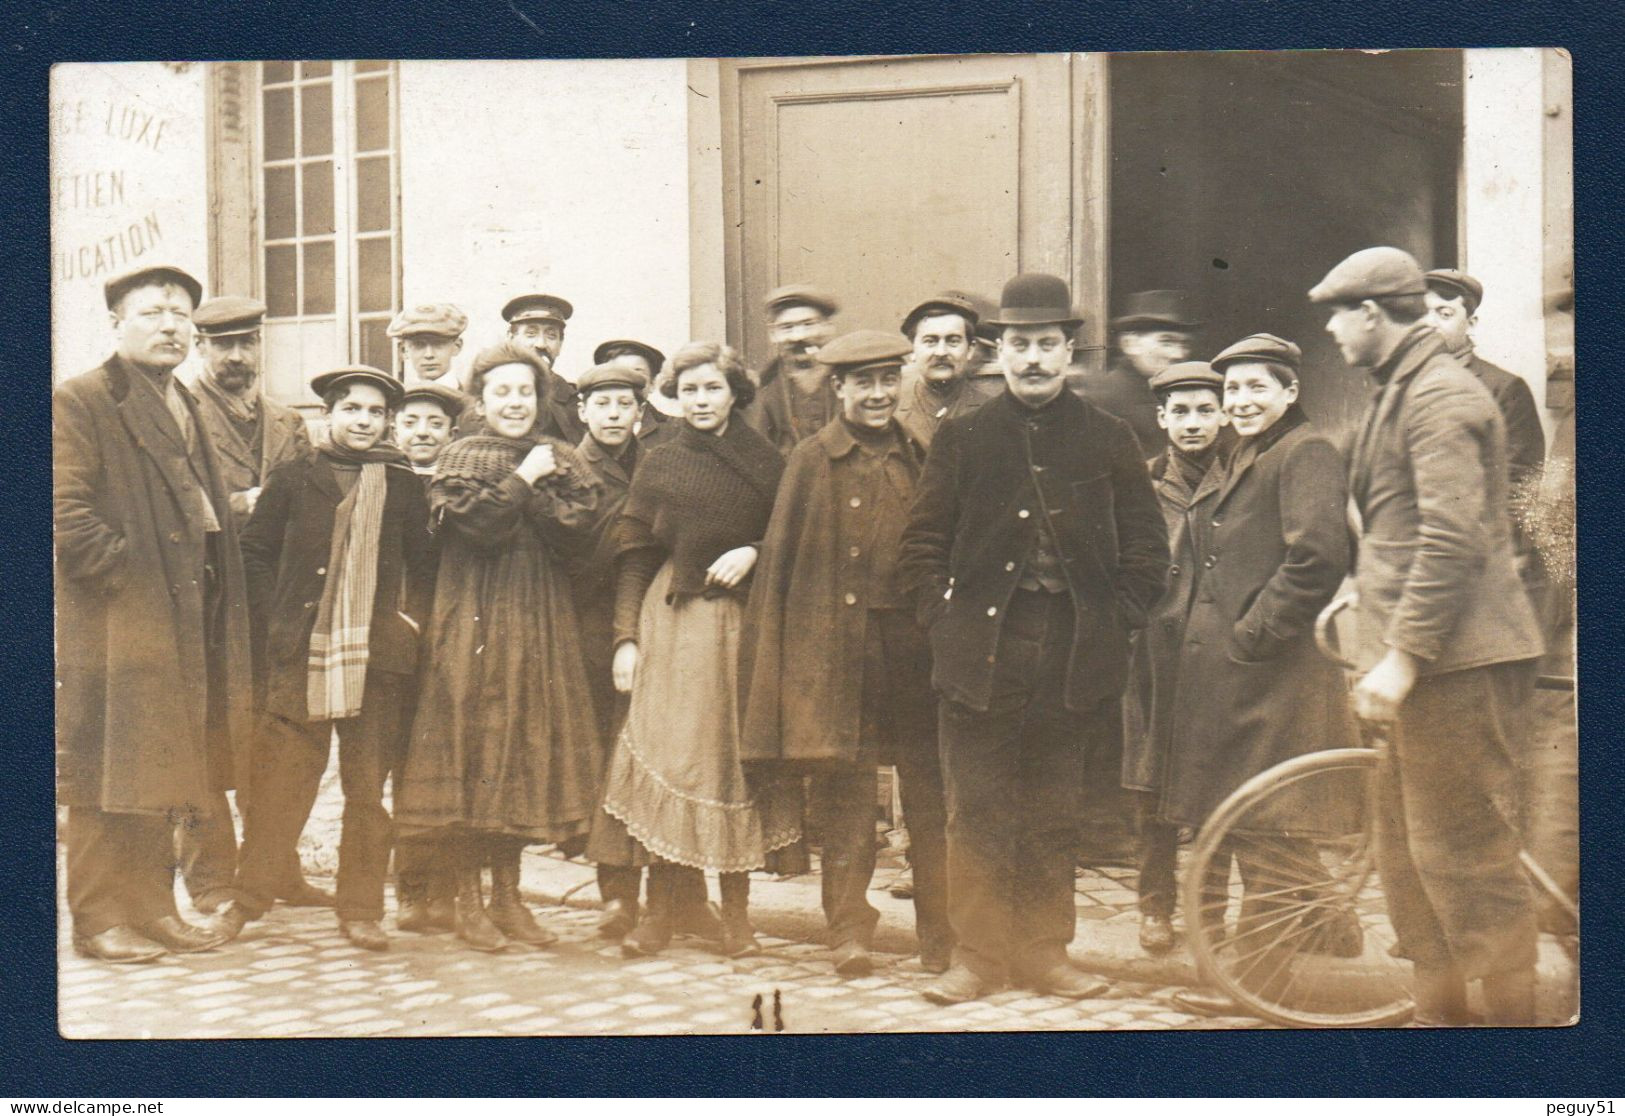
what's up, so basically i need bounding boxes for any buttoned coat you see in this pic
[892,368,999,451]
[1348,326,1543,674]
[899,388,1169,713]
[192,378,313,519]
[740,419,926,766]
[237,453,435,723]
[54,357,255,814]
[1146,410,1360,829]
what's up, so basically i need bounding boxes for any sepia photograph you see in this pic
[50,47,1577,1039]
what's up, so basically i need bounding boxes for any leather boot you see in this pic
[453,844,506,953]
[623,863,675,957]
[1480,968,1536,1026]
[396,881,433,934]
[426,870,457,931]
[486,842,558,947]
[718,871,761,958]
[1412,965,1470,1027]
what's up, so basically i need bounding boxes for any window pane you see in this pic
[355,156,391,233]
[264,165,296,240]
[302,161,334,236]
[359,317,393,373]
[355,77,390,153]
[262,86,294,160]
[355,59,390,74]
[300,82,333,156]
[300,60,333,79]
[303,240,335,315]
[262,61,294,85]
[265,244,297,318]
[357,237,393,313]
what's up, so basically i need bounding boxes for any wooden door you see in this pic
[722,54,1101,372]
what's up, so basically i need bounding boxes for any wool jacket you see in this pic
[191,375,313,518]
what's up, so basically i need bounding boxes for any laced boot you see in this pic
[622,863,675,957]
[486,842,558,947]
[718,871,761,958]
[453,844,506,953]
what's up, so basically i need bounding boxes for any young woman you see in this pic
[394,342,604,953]
[594,341,802,958]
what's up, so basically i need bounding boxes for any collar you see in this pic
[994,382,1076,424]
[119,354,176,396]
[820,415,907,460]
[197,373,261,421]
[1366,321,1436,387]
[579,432,635,466]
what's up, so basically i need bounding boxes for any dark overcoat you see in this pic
[54,356,254,814]
[1075,357,1161,455]
[1150,409,1360,831]
[740,419,925,766]
[898,388,1169,714]
[192,378,313,519]
[238,452,435,722]
[569,433,641,756]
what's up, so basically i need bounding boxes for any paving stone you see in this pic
[460,991,511,1007]
[396,992,454,1011]
[247,970,301,984]
[626,1002,682,1019]
[324,1007,382,1024]
[562,1001,617,1019]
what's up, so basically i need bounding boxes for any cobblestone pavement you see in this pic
[58,888,1268,1038]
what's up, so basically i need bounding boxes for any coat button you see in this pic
[1004,561,1016,572]
[849,497,862,508]
[848,546,860,559]
[1169,564,1181,576]
[304,601,315,609]
[317,566,327,576]
[1212,518,1223,528]
[844,592,857,606]
[168,531,181,544]
[1204,556,1217,568]
[1017,509,1030,519]
[986,606,998,617]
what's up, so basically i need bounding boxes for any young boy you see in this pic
[394,381,466,480]
[1120,360,1229,955]
[216,367,435,951]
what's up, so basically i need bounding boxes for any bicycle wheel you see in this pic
[1181,748,1414,1028]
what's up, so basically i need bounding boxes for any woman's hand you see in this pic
[515,443,557,485]
[705,545,759,589]
[613,641,640,694]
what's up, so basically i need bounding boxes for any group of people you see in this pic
[55,242,1567,1023]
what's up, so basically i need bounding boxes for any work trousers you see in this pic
[66,807,182,938]
[235,671,411,922]
[939,588,1105,983]
[1374,661,1539,979]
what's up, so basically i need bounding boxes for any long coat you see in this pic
[54,356,254,814]
[192,377,313,519]
[237,453,436,723]
[899,388,1169,714]
[1348,326,1543,675]
[740,418,925,766]
[1146,410,1359,830]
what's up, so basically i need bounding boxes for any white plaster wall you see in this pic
[1462,48,1554,438]
[50,62,210,384]
[397,60,694,386]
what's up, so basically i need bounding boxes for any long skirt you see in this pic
[595,562,801,872]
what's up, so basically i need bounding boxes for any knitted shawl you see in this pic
[431,428,598,516]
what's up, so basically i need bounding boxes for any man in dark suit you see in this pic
[1313,247,1546,1025]
[900,273,1170,1004]
[183,295,326,915]
[54,264,255,962]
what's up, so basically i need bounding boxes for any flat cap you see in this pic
[399,381,467,418]
[1148,360,1223,395]
[593,338,667,372]
[194,296,267,337]
[388,302,468,339]
[576,360,651,397]
[764,283,839,318]
[1308,247,1427,304]
[501,293,574,326]
[901,292,980,338]
[984,273,1083,331]
[815,329,912,375]
[310,365,405,407]
[1424,268,1485,315]
[1210,333,1302,379]
[1112,289,1202,332]
[104,264,202,311]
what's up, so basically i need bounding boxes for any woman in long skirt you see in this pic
[395,342,604,952]
[595,341,801,957]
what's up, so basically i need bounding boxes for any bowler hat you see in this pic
[1148,361,1223,395]
[764,283,839,318]
[983,273,1083,331]
[194,296,267,337]
[576,360,651,397]
[1424,269,1485,316]
[1309,247,1427,304]
[104,264,203,311]
[816,329,912,377]
[310,365,405,407]
[389,302,469,339]
[399,381,466,418]
[502,293,574,326]
[1210,333,1302,379]
[901,292,981,338]
[593,338,667,373]
[1111,289,1202,332]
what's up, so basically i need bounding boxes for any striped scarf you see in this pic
[306,444,393,720]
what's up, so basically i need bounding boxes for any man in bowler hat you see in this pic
[900,273,1169,1003]
[1077,290,1201,453]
